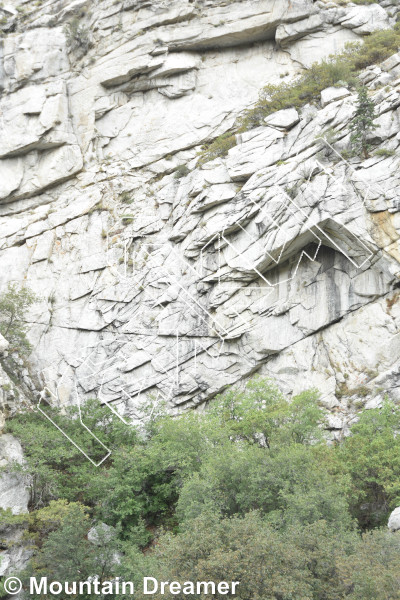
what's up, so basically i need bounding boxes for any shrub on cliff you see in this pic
[64,16,90,55]
[238,25,400,131]
[349,86,378,158]
[198,25,400,163]
[0,283,37,355]
[349,25,400,70]
[197,131,237,166]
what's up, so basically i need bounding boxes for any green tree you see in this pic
[339,401,400,528]
[0,283,37,354]
[210,380,325,448]
[349,86,378,159]
[124,512,315,600]
[6,376,400,599]
[6,399,137,509]
[24,503,115,600]
[176,443,352,529]
[337,529,400,599]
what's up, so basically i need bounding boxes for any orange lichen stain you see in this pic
[369,211,400,262]
[370,211,398,246]
[386,292,399,312]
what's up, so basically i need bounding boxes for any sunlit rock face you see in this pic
[0,0,399,433]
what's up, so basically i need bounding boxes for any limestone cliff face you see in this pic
[0,0,400,435]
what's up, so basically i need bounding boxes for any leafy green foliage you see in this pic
[6,399,138,509]
[0,501,116,600]
[349,26,400,71]
[209,379,325,447]
[119,515,399,600]
[337,529,400,600]
[0,499,90,546]
[129,512,318,600]
[239,58,354,131]
[176,443,352,530]
[0,283,38,354]
[5,378,400,598]
[338,401,400,528]
[23,503,120,600]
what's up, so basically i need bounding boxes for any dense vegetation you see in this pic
[1,378,400,599]
[0,283,37,356]
[198,25,400,164]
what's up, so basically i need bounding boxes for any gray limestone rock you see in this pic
[0,434,30,514]
[0,0,398,437]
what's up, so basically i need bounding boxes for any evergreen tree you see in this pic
[349,86,378,159]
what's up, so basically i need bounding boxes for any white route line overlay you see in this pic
[36,340,176,466]
[37,385,111,468]
[35,140,382,465]
[106,165,374,339]
[196,189,373,334]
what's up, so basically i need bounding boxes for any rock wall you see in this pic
[0,0,400,435]
[0,431,32,593]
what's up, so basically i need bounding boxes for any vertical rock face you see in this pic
[0,340,32,593]
[0,434,30,515]
[0,0,399,432]
[0,434,32,593]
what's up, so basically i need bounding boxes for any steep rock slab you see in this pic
[0,0,399,427]
[0,434,30,514]
[0,145,83,204]
[0,82,76,158]
[1,27,69,93]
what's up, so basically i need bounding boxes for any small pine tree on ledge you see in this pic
[349,86,378,159]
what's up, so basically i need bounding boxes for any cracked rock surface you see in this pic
[0,0,399,436]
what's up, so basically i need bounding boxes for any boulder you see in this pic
[339,5,390,35]
[0,536,33,577]
[388,507,400,532]
[320,87,351,108]
[0,527,33,596]
[0,434,31,515]
[87,522,116,546]
[264,108,300,130]
[0,334,9,354]
[276,14,324,47]
[381,52,400,73]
